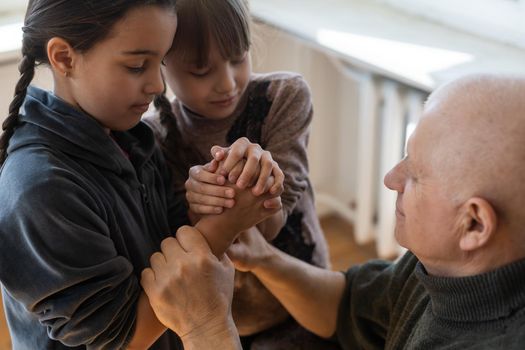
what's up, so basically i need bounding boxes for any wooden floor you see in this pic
[0,214,377,349]
[0,294,8,350]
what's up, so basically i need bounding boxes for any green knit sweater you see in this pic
[335,252,525,349]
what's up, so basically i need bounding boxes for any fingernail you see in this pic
[237,180,245,188]
[226,200,235,208]
[215,207,223,213]
[225,189,234,198]
[229,175,237,183]
[217,176,225,185]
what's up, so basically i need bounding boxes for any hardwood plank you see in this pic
[0,295,10,350]
[320,215,378,271]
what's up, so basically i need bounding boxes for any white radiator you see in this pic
[253,24,430,258]
[315,58,427,258]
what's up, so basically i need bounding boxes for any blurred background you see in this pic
[1,0,525,348]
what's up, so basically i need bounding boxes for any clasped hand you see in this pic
[184,137,284,216]
[140,138,284,342]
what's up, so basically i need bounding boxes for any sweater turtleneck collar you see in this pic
[415,258,525,322]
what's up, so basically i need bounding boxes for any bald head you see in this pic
[420,74,525,229]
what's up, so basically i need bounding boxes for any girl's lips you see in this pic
[132,102,151,113]
[131,102,151,112]
[211,95,236,107]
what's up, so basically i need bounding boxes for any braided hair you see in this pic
[154,93,205,185]
[0,0,177,165]
[0,53,35,164]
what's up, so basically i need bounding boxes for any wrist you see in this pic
[181,315,240,350]
[251,243,280,277]
[195,215,240,257]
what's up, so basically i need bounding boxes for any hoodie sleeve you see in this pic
[0,160,139,349]
[153,145,190,231]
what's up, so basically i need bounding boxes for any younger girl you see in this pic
[147,0,332,347]
[0,1,277,349]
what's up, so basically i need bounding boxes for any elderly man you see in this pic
[140,74,525,349]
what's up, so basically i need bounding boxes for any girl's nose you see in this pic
[216,64,236,94]
[145,69,165,96]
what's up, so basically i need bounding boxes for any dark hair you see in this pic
[0,0,177,165]
[158,0,251,182]
[172,0,251,67]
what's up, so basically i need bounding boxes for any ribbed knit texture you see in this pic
[335,252,525,349]
[416,259,525,322]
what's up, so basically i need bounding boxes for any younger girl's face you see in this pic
[60,5,177,132]
[163,38,252,120]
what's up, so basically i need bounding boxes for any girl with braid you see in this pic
[144,0,334,348]
[0,1,280,349]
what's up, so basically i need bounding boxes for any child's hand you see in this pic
[185,161,235,215]
[218,180,282,234]
[194,181,282,257]
[210,137,284,197]
[141,228,235,336]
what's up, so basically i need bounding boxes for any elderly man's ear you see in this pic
[458,197,497,252]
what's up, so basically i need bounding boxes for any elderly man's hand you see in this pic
[227,227,275,273]
[140,227,235,341]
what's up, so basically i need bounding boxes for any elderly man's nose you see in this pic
[384,164,404,192]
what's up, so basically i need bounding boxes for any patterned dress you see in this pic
[146,72,332,345]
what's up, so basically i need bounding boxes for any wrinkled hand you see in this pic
[211,137,284,196]
[227,227,274,273]
[141,227,235,338]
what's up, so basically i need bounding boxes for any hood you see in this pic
[7,86,155,176]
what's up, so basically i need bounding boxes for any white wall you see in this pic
[252,23,360,211]
[0,61,53,126]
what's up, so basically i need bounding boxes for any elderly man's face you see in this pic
[384,116,462,269]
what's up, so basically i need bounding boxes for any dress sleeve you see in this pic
[262,75,313,216]
[334,252,419,349]
[0,168,139,349]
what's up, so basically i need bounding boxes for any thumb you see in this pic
[226,241,245,262]
[140,268,156,295]
[210,145,229,161]
[264,196,282,209]
[203,159,219,173]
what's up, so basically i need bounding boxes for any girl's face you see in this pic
[59,5,177,132]
[163,38,252,120]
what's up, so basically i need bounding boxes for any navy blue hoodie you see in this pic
[0,86,187,349]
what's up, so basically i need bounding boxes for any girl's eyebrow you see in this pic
[121,49,160,57]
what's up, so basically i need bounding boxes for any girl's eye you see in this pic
[232,57,246,65]
[190,69,209,77]
[127,66,145,74]
[231,52,248,65]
